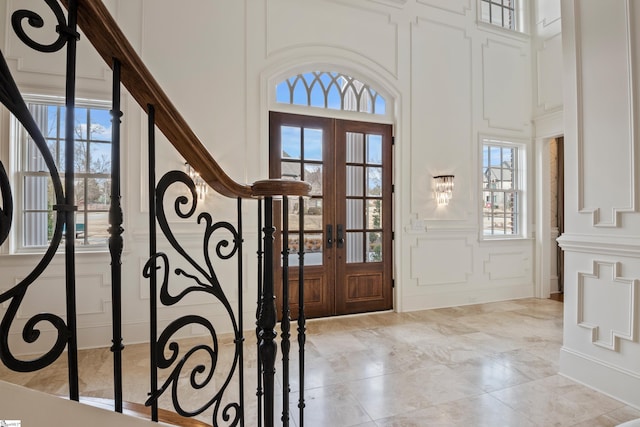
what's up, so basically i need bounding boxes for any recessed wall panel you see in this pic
[410,19,472,214]
[411,237,472,286]
[483,252,529,280]
[577,0,635,226]
[482,40,529,131]
[537,33,563,111]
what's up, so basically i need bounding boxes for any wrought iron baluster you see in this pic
[237,197,245,427]
[281,197,291,426]
[147,104,159,422]
[108,57,125,413]
[258,197,277,427]
[62,0,81,402]
[297,196,306,426]
[256,199,264,427]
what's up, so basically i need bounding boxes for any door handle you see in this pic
[327,224,333,248]
[336,224,345,248]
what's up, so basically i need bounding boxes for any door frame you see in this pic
[269,111,394,318]
[533,111,564,299]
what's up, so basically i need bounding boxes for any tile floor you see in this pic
[2,297,640,426]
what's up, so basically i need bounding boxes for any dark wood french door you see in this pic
[270,111,393,318]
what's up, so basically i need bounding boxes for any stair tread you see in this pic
[77,396,212,427]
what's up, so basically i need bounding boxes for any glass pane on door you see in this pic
[279,122,325,266]
[345,131,386,265]
[287,232,323,266]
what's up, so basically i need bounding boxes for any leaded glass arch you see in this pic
[276,71,387,115]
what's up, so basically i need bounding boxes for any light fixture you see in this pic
[434,175,454,206]
[185,162,208,201]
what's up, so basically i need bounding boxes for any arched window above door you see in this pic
[275,71,386,115]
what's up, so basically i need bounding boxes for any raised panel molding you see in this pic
[536,32,563,111]
[575,0,637,227]
[482,39,529,131]
[416,0,472,15]
[410,236,473,286]
[577,261,637,351]
[483,252,529,280]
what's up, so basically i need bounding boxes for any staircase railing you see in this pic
[0,1,309,426]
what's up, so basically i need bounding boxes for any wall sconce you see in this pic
[434,175,454,206]
[185,162,208,201]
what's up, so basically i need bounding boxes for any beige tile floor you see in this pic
[2,297,640,426]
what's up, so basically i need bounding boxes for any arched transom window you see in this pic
[276,71,386,115]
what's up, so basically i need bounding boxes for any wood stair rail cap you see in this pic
[61,0,311,199]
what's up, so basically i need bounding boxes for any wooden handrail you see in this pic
[61,0,310,199]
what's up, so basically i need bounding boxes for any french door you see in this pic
[269,112,393,318]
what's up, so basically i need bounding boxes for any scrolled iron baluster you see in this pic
[11,0,79,53]
[0,49,68,373]
[0,162,13,246]
[144,171,242,426]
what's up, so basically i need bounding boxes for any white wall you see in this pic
[1,0,538,356]
[559,0,640,408]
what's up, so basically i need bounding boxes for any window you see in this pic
[482,137,525,238]
[276,71,386,115]
[480,0,520,31]
[14,97,112,251]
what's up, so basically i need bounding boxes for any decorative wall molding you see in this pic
[536,32,563,111]
[533,110,563,138]
[558,233,640,257]
[574,0,637,227]
[410,17,472,217]
[577,260,637,351]
[481,39,529,131]
[483,251,529,280]
[416,0,472,16]
[410,236,473,286]
[560,347,640,408]
[368,0,408,9]
[6,0,112,83]
[10,272,110,319]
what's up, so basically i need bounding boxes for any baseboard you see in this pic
[559,347,640,409]
[401,284,533,312]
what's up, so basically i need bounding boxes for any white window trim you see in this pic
[8,95,113,255]
[477,0,530,38]
[479,135,528,241]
